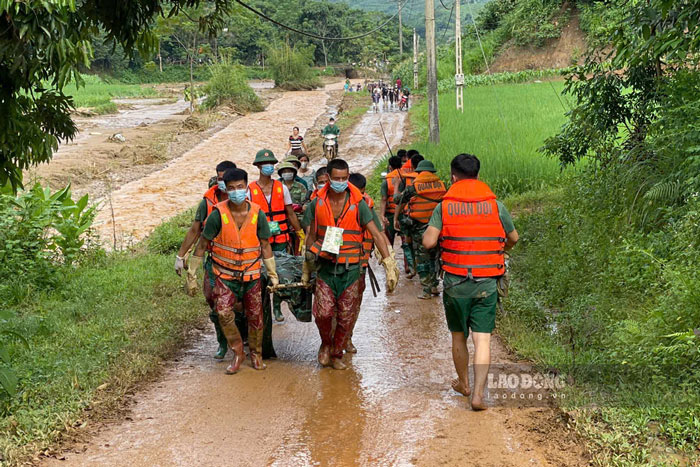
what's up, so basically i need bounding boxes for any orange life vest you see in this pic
[385,169,400,215]
[440,179,506,278]
[397,170,418,213]
[210,201,262,282]
[409,172,446,224]
[203,185,223,221]
[361,193,376,267]
[309,184,365,266]
[248,180,289,245]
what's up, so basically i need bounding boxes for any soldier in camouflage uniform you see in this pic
[395,160,446,299]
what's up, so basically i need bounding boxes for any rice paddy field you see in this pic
[406,81,570,198]
[64,74,160,114]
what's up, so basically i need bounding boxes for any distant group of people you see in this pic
[368,77,409,111]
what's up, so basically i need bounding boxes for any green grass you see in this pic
[65,75,160,113]
[404,81,568,198]
[0,211,204,464]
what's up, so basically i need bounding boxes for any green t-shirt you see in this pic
[322,124,340,136]
[202,203,272,242]
[380,180,389,198]
[429,200,515,298]
[194,199,209,223]
[302,195,376,275]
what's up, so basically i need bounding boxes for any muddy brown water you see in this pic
[43,80,587,466]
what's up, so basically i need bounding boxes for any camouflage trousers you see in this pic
[410,223,439,294]
[313,275,362,359]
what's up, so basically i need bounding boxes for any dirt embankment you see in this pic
[490,8,587,73]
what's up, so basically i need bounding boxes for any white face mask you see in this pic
[300,162,308,169]
[281,172,295,181]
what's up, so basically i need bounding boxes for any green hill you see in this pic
[327,0,491,44]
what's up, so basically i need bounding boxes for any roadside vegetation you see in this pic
[267,43,323,91]
[201,59,264,113]
[384,0,700,462]
[0,187,200,462]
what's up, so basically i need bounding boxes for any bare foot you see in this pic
[471,394,488,411]
[331,358,348,370]
[451,379,471,397]
[318,345,331,367]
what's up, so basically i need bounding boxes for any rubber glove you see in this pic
[185,255,203,297]
[302,251,315,285]
[263,257,279,287]
[175,255,185,276]
[381,255,399,293]
[297,230,306,255]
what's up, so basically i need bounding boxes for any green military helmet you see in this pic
[277,161,298,175]
[253,149,277,165]
[415,160,437,173]
[283,155,302,169]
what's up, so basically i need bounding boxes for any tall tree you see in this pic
[0,0,231,192]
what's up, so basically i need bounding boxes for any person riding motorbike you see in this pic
[321,117,340,158]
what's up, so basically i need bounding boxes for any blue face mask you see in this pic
[217,180,226,192]
[228,189,247,205]
[330,180,348,193]
[260,164,275,176]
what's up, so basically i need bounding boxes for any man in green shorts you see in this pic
[423,153,519,411]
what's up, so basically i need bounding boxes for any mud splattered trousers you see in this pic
[398,214,416,274]
[204,261,247,343]
[411,223,439,294]
[313,263,363,360]
[205,260,264,358]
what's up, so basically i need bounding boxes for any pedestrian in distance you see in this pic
[287,126,308,157]
[422,153,519,411]
[190,168,280,374]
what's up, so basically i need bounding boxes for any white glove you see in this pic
[175,255,185,276]
[264,257,279,287]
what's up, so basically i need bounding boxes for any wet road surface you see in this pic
[45,83,588,466]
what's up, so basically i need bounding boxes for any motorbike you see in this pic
[323,134,338,161]
[399,95,408,111]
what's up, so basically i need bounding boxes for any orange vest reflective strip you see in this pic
[385,169,399,215]
[409,172,446,224]
[210,201,262,282]
[440,179,506,278]
[309,184,364,265]
[362,193,375,266]
[248,180,289,245]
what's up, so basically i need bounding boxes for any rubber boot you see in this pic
[224,322,245,375]
[248,328,266,370]
[209,309,228,360]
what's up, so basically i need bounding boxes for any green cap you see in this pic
[253,149,277,165]
[416,160,437,173]
[277,161,297,175]
[283,155,301,167]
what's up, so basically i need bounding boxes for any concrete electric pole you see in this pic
[455,0,464,112]
[413,28,419,89]
[398,0,403,56]
[425,0,440,143]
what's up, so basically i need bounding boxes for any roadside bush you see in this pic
[202,59,264,113]
[0,184,97,305]
[267,43,322,91]
[146,208,195,255]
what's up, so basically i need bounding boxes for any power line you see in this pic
[234,0,410,42]
[440,1,455,42]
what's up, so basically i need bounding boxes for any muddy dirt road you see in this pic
[44,83,587,466]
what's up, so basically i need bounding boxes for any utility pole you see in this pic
[425,0,440,143]
[455,0,464,112]
[413,28,419,89]
[398,0,403,56]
